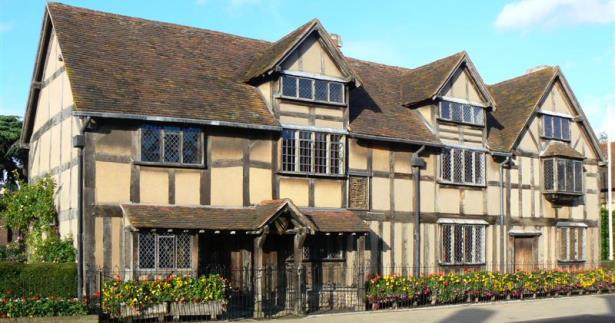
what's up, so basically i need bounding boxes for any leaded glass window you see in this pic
[138,232,192,270]
[140,126,202,165]
[543,114,571,141]
[439,101,484,126]
[440,147,485,185]
[441,224,485,265]
[281,75,345,104]
[558,226,586,262]
[280,129,345,175]
[543,158,583,193]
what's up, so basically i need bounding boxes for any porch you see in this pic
[118,199,370,317]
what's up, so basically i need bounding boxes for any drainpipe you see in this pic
[412,146,426,277]
[73,117,91,299]
[499,156,511,273]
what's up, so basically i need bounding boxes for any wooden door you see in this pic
[514,237,537,272]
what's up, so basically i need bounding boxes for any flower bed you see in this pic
[102,274,228,319]
[0,295,88,318]
[366,268,615,308]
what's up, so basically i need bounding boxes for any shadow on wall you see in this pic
[437,308,494,323]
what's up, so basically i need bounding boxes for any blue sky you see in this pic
[1,0,614,136]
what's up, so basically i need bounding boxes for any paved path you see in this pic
[269,294,615,323]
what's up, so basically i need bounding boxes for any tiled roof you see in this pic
[122,200,368,233]
[47,3,279,128]
[487,67,558,151]
[400,52,465,106]
[541,142,585,159]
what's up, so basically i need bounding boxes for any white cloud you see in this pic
[581,93,615,139]
[494,0,615,30]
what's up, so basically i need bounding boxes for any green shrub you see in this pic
[0,296,88,318]
[0,262,77,298]
[29,236,76,263]
[601,208,615,260]
[0,241,27,263]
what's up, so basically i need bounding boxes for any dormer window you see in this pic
[439,101,484,126]
[281,74,345,104]
[542,114,571,141]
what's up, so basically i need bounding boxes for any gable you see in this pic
[539,81,574,116]
[281,32,343,78]
[441,68,488,104]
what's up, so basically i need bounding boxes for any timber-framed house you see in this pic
[21,2,606,315]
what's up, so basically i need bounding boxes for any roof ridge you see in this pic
[407,51,465,72]
[47,2,271,45]
[347,57,411,72]
[489,66,557,87]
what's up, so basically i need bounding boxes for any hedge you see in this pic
[0,262,77,298]
[0,297,88,318]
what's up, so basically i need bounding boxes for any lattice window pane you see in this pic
[560,228,569,260]
[451,103,463,122]
[330,134,343,174]
[299,131,312,172]
[282,76,298,97]
[579,229,586,260]
[544,115,553,138]
[574,161,583,192]
[329,82,343,103]
[314,132,327,174]
[163,128,181,163]
[464,150,474,184]
[561,118,571,140]
[462,104,474,124]
[474,152,484,185]
[553,117,562,139]
[569,228,577,260]
[442,225,452,263]
[453,149,463,183]
[315,79,328,101]
[158,236,175,269]
[440,102,451,120]
[441,148,451,181]
[298,78,313,99]
[141,126,161,162]
[454,225,463,263]
[463,226,473,263]
[176,234,192,269]
[557,159,566,191]
[473,106,484,125]
[544,159,554,191]
[182,128,200,164]
[565,159,574,192]
[282,129,296,172]
[138,232,155,269]
[474,226,484,263]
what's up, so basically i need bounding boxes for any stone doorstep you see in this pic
[0,315,99,323]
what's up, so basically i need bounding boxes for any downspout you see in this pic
[412,145,426,277]
[499,156,511,273]
[73,117,91,299]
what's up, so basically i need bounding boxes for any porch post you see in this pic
[253,228,268,318]
[356,234,366,311]
[293,228,307,315]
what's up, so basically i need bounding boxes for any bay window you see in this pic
[543,158,583,194]
[282,129,345,175]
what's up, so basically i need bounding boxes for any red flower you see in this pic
[95,291,101,299]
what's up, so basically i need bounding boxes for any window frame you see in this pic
[281,128,346,177]
[139,125,204,167]
[542,114,571,141]
[439,223,486,266]
[280,74,346,105]
[137,231,193,271]
[542,157,583,194]
[557,225,587,263]
[439,147,486,187]
[438,101,485,127]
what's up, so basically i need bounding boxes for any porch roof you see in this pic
[121,200,369,233]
